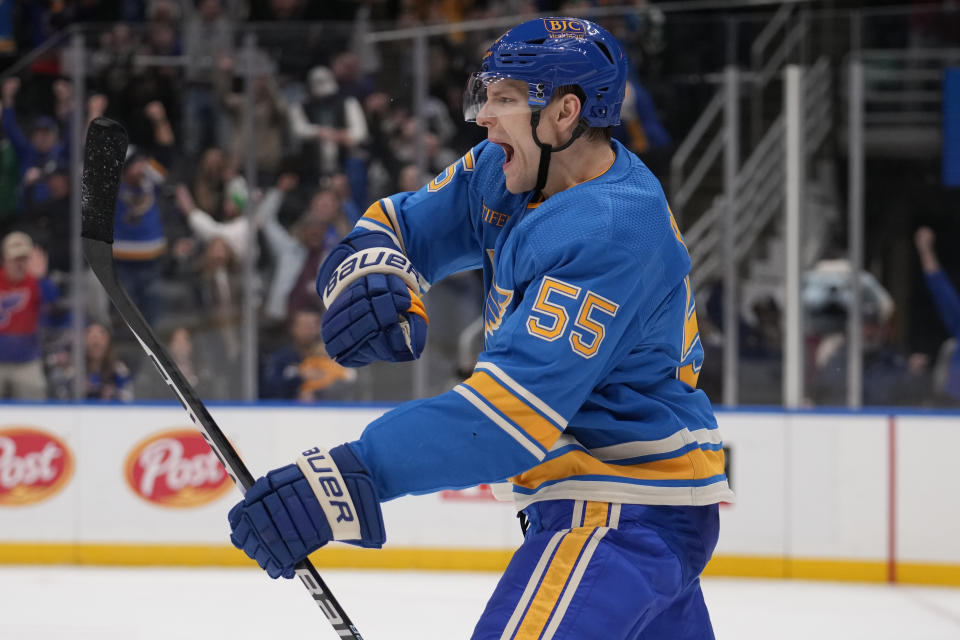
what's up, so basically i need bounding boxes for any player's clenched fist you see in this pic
[316,233,428,367]
[227,445,386,579]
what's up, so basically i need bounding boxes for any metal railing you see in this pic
[858,47,960,155]
[685,56,832,285]
[669,89,724,225]
[669,4,809,233]
[750,3,810,144]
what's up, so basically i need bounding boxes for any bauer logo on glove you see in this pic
[228,444,386,579]
[321,247,423,308]
[296,446,360,539]
[317,235,430,367]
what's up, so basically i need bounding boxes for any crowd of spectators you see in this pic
[0,1,955,408]
[696,246,960,409]
[0,0,677,404]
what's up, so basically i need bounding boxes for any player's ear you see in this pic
[555,93,582,135]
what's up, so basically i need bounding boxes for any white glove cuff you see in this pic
[296,447,362,540]
[320,247,423,309]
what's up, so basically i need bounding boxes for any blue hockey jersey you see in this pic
[345,138,734,509]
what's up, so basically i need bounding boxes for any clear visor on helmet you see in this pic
[463,72,547,122]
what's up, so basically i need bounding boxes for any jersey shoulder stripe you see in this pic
[475,361,566,428]
[355,218,401,248]
[360,200,397,234]
[453,384,548,460]
[461,371,563,452]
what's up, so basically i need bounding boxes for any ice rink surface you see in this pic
[3,566,960,639]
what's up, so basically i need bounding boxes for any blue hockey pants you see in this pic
[471,500,719,640]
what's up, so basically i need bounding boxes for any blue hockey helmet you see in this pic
[464,17,628,127]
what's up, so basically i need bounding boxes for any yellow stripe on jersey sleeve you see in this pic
[513,529,593,640]
[511,447,727,491]
[361,200,397,235]
[462,148,475,172]
[462,371,563,451]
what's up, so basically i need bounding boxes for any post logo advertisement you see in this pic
[125,429,232,507]
[0,427,74,506]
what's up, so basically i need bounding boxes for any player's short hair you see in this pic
[553,85,612,143]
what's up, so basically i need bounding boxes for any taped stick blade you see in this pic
[81,117,128,244]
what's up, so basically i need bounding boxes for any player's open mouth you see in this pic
[500,143,515,168]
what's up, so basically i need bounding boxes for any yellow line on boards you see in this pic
[0,543,76,564]
[703,554,788,578]
[0,543,514,572]
[897,563,960,586]
[704,555,960,585]
[2,544,959,586]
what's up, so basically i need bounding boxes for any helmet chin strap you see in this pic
[530,111,588,195]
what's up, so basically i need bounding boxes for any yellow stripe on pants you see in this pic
[514,528,593,640]
[583,501,609,527]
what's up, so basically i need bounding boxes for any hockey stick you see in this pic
[80,117,365,640]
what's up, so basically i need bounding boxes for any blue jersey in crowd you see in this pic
[113,171,166,262]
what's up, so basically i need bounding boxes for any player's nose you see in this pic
[476,102,496,127]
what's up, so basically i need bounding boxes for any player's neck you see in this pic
[540,139,615,199]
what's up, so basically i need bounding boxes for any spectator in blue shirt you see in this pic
[113,149,167,325]
[1,77,69,208]
[111,102,176,325]
[915,226,960,404]
[261,308,353,401]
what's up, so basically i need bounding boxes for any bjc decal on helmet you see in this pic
[0,427,74,507]
[543,19,585,35]
[125,429,232,507]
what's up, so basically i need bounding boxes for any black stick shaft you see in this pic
[81,118,364,640]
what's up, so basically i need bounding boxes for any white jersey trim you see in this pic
[510,479,735,512]
[474,361,567,429]
[453,385,546,461]
[354,218,401,249]
[381,198,406,255]
[588,426,723,461]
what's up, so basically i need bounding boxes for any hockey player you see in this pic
[228,17,733,639]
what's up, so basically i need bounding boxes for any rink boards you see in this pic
[0,403,958,585]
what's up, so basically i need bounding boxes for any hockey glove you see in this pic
[227,444,386,579]
[316,233,428,367]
